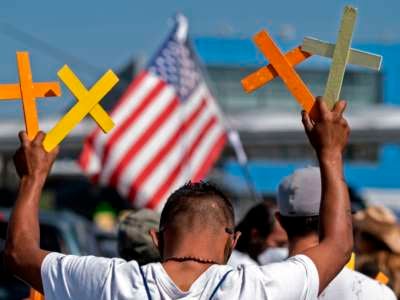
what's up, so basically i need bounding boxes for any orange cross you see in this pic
[241,30,318,119]
[0,52,61,139]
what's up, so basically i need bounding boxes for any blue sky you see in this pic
[0,0,399,117]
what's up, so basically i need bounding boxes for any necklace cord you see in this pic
[163,256,220,265]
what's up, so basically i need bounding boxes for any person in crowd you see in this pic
[275,167,396,299]
[229,201,288,267]
[354,205,400,297]
[118,209,161,265]
[5,99,353,299]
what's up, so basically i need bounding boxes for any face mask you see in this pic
[258,247,289,265]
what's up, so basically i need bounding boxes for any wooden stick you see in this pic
[302,37,382,70]
[16,52,39,140]
[0,52,61,140]
[253,30,315,114]
[58,66,115,133]
[241,46,311,93]
[323,5,357,109]
[0,82,61,100]
[43,67,118,152]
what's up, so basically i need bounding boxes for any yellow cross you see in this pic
[43,65,119,152]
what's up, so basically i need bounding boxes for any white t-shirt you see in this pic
[319,268,396,300]
[41,252,319,300]
[227,250,258,268]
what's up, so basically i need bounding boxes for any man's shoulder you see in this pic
[42,252,141,276]
[228,250,258,268]
[41,253,145,300]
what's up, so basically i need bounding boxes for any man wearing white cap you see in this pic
[276,167,397,299]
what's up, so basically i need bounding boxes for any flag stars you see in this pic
[148,33,201,101]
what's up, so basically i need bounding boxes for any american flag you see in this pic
[79,15,227,210]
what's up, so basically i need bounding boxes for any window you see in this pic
[206,66,382,112]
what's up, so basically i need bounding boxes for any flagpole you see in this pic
[240,161,262,203]
[226,129,262,202]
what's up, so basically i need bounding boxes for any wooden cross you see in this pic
[301,37,381,71]
[43,65,119,152]
[241,5,382,117]
[302,5,382,109]
[322,5,357,109]
[0,52,61,139]
[241,30,318,119]
[241,46,311,93]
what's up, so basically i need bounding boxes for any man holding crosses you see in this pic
[5,98,351,299]
[1,4,387,299]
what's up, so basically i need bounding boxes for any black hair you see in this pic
[235,201,275,252]
[159,181,235,232]
[278,215,319,239]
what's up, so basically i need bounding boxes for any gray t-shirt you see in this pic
[41,252,319,299]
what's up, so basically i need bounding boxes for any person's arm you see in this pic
[3,131,58,293]
[301,98,353,294]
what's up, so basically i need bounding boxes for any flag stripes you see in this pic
[79,16,226,209]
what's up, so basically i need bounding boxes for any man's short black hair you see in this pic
[278,215,319,239]
[160,181,234,232]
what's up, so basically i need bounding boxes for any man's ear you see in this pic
[232,231,241,249]
[149,228,159,248]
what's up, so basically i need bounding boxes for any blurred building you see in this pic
[0,35,400,213]
[193,36,400,212]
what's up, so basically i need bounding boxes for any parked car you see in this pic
[0,209,99,300]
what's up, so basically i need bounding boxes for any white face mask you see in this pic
[258,247,289,265]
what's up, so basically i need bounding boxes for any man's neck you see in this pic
[161,235,227,292]
[162,229,227,261]
[288,234,319,256]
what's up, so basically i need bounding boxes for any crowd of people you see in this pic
[115,172,400,299]
[2,99,400,298]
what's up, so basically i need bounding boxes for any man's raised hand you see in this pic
[13,131,59,180]
[302,98,350,157]
[5,131,58,293]
[300,98,353,294]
